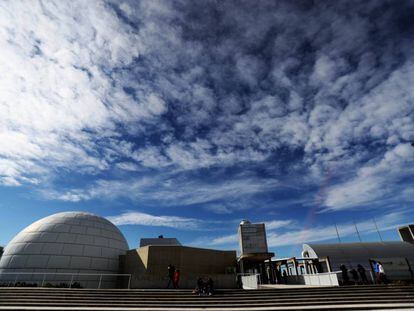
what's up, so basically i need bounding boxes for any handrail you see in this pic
[0,272,132,289]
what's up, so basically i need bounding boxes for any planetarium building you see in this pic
[0,211,237,289]
[0,212,129,288]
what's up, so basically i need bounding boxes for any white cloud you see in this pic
[106,211,201,230]
[204,210,412,249]
[265,220,292,230]
[46,175,280,208]
[206,219,293,247]
[312,55,337,83]
[209,234,238,246]
[267,210,412,247]
[0,0,412,223]
[0,1,163,185]
[323,144,414,211]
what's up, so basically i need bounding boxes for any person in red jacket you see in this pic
[173,269,180,288]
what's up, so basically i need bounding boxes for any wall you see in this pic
[286,272,340,286]
[123,245,237,289]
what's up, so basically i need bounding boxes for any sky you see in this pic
[0,0,414,258]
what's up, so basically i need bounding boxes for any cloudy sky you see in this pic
[0,0,413,257]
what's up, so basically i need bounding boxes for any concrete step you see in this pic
[0,305,414,311]
[1,286,413,310]
[6,287,411,291]
[0,299,413,307]
[0,290,414,300]
[1,286,413,295]
[0,295,413,305]
[0,291,414,301]
[1,284,414,293]
[0,296,412,303]
[1,304,414,310]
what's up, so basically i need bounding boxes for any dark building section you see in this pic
[121,245,237,288]
[139,236,181,247]
[398,225,414,244]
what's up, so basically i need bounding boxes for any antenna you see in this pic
[334,223,352,267]
[373,218,383,242]
[354,221,362,242]
[334,223,342,243]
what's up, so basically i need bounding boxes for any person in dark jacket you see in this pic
[275,267,282,284]
[195,277,205,295]
[357,264,368,284]
[340,264,349,284]
[349,268,359,284]
[282,270,288,284]
[166,264,175,288]
[206,277,214,296]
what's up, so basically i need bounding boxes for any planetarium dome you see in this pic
[0,212,129,279]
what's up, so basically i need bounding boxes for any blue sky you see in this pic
[0,0,413,258]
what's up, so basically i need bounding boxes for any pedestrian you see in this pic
[282,270,288,284]
[173,269,180,288]
[340,264,349,285]
[357,264,368,284]
[206,277,214,296]
[194,277,205,295]
[166,264,175,288]
[349,268,359,284]
[275,267,282,284]
[377,262,387,284]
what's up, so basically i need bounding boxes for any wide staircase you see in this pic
[0,285,414,310]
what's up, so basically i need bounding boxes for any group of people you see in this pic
[340,262,387,285]
[194,277,214,296]
[166,264,214,295]
[272,267,288,285]
[340,264,368,285]
[166,264,180,289]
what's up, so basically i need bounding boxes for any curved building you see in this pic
[302,241,414,280]
[0,212,128,287]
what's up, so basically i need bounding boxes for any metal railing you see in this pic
[0,272,132,289]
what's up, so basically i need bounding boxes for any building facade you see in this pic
[122,245,237,288]
[0,212,129,288]
[0,212,238,289]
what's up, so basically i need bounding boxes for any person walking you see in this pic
[377,262,387,284]
[340,264,349,285]
[173,269,180,288]
[195,277,205,295]
[357,264,368,284]
[282,270,288,284]
[349,268,359,284]
[166,264,175,288]
[275,267,282,284]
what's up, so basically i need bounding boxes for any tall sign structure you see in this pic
[238,220,269,254]
[238,220,274,275]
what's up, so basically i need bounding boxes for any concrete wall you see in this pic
[286,272,340,286]
[123,245,237,289]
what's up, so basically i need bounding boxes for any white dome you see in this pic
[0,212,128,276]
